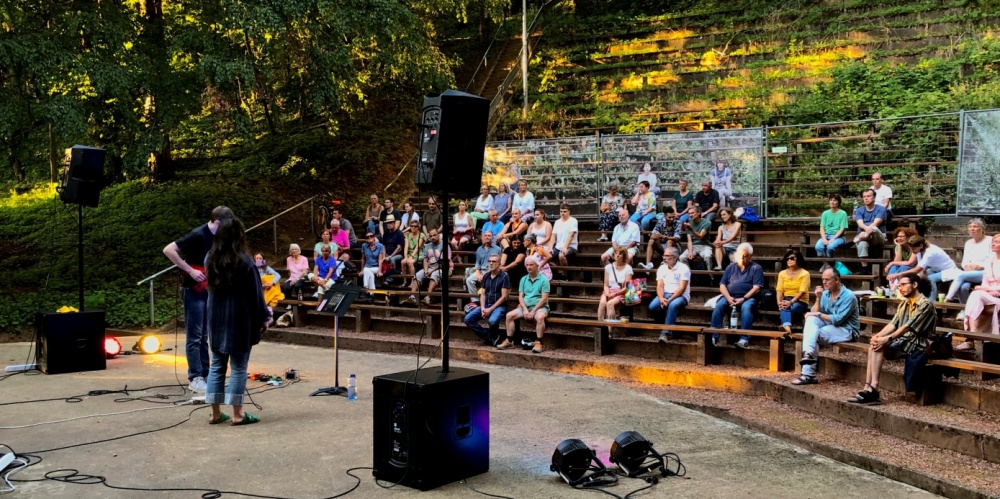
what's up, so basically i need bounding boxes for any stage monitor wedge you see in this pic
[35,310,107,375]
[59,145,106,207]
[415,90,489,199]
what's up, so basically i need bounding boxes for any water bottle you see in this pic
[852,198,858,213]
[297,290,303,301]
[729,306,738,329]
[347,374,357,401]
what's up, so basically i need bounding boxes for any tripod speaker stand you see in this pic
[310,284,363,397]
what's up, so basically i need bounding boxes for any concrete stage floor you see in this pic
[0,338,934,498]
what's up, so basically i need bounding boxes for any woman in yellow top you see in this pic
[777,249,810,334]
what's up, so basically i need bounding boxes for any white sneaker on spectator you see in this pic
[735,339,749,349]
[189,376,207,393]
[956,311,965,321]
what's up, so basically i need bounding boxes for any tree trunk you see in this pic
[48,122,58,183]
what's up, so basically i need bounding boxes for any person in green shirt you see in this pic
[815,194,848,258]
[500,256,550,354]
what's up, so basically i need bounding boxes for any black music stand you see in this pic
[310,284,363,397]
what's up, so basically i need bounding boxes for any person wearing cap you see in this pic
[890,235,957,301]
[381,214,405,270]
[378,197,401,238]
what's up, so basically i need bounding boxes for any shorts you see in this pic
[553,247,577,259]
[415,267,449,284]
[603,246,637,259]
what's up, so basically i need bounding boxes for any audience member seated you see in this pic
[501,235,527,292]
[598,181,625,242]
[422,196,443,236]
[630,181,657,231]
[379,197,402,239]
[710,243,763,348]
[528,208,553,250]
[523,234,553,280]
[777,249,810,334]
[329,221,351,262]
[500,256,550,354]
[330,208,357,248]
[382,215,405,270]
[400,202,420,229]
[598,247,633,322]
[899,235,957,301]
[694,181,720,223]
[852,189,887,260]
[360,232,385,300]
[815,194,848,259]
[648,247,690,343]
[401,219,426,286]
[463,254,510,346]
[885,227,917,291]
[958,233,1000,350]
[673,180,695,223]
[481,210,505,243]
[710,160,733,209]
[254,253,283,320]
[870,172,893,223]
[713,207,742,270]
[281,244,310,300]
[793,268,860,385]
[405,230,451,306]
[466,230,502,303]
[451,200,475,254]
[364,194,382,237]
[309,244,340,299]
[602,209,641,266]
[678,207,713,268]
[636,162,660,195]
[314,230,336,264]
[512,179,535,223]
[552,204,579,267]
[849,275,936,405]
[498,208,528,249]
[471,185,494,228]
[494,183,512,223]
[946,218,991,303]
[639,207,681,270]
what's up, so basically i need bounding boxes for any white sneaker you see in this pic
[189,376,207,393]
[735,339,749,349]
[956,311,965,321]
[644,262,654,270]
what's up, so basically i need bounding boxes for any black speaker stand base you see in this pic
[310,386,347,397]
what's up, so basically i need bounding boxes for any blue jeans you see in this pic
[947,270,983,302]
[800,316,856,378]
[648,296,688,335]
[710,297,756,343]
[499,213,511,224]
[366,220,379,236]
[205,349,251,407]
[183,288,209,381]
[630,212,657,231]
[886,264,912,277]
[815,233,845,258]
[464,305,507,342]
[926,272,949,301]
[779,299,809,327]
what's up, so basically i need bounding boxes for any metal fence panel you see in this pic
[957,109,1000,215]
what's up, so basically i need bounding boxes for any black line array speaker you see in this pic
[59,145,106,207]
[415,90,489,199]
[372,367,489,491]
[35,310,107,374]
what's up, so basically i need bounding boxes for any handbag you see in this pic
[380,260,395,274]
[925,331,953,360]
[623,279,645,306]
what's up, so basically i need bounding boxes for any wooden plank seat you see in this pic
[546,316,703,355]
[927,358,1000,376]
[700,327,790,372]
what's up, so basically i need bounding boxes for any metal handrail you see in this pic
[463,20,511,94]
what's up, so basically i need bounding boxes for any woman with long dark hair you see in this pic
[205,217,270,425]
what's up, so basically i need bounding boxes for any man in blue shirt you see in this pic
[466,230,503,303]
[793,268,860,385]
[360,232,384,300]
[481,210,505,243]
[853,189,887,259]
[710,243,764,348]
[464,255,510,345]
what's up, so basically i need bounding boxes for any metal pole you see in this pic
[149,281,155,326]
[273,219,278,256]
[334,315,340,387]
[440,192,451,373]
[78,203,84,311]
[521,0,528,121]
[956,109,966,216]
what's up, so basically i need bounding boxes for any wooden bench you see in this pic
[546,317,703,355]
[276,298,319,327]
[701,328,790,372]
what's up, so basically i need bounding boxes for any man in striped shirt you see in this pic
[850,274,936,404]
[463,254,510,346]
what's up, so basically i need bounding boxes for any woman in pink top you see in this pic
[959,233,1000,350]
[281,244,311,300]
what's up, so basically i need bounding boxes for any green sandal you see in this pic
[232,413,260,426]
[209,413,231,425]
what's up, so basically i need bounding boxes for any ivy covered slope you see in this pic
[504,0,1000,137]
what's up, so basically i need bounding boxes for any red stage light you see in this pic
[105,337,122,358]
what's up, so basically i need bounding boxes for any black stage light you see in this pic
[609,431,667,477]
[550,439,617,488]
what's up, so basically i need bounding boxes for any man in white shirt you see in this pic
[552,203,579,266]
[870,172,893,217]
[893,235,957,301]
[647,247,690,343]
[601,208,641,265]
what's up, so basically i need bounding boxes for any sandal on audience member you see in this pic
[209,413,231,425]
[791,375,817,386]
[954,341,976,351]
[232,413,260,426]
[848,389,880,404]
